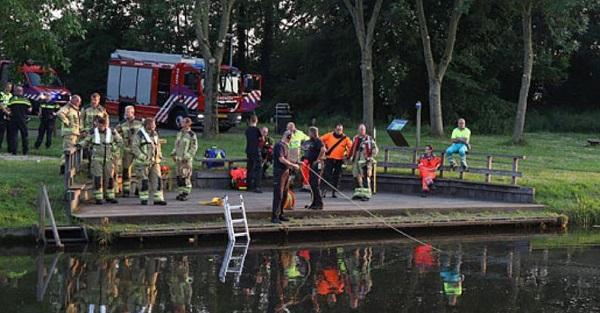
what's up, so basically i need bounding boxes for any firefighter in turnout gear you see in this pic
[79,117,122,204]
[132,117,167,205]
[171,117,198,201]
[117,105,143,196]
[6,86,32,155]
[0,82,13,150]
[349,124,378,201]
[57,95,81,171]
[34,101,60,149]
[81,93,108,133]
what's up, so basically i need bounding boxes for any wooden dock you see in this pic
[73,189,564,239]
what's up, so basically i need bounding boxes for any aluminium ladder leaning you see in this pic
[220,195,251,283]
[223,195,251,242]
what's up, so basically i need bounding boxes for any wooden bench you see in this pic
[199,157,247,169]
[381,146,525,185]
[588,138,600,146]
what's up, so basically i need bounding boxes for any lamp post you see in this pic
[416,101,422,148]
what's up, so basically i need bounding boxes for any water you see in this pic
[2,232,600,313]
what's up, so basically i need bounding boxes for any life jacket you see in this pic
[204,146,226,168]
[351,135,374,162]
[230,167,247,190]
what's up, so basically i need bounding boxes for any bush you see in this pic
[526,109,600,133]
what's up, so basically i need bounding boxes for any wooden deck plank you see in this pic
[74,189,545,221]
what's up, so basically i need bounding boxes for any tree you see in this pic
[342,0,384,135]
[512,0,533,143]
[0,0,83,70]
[194,0,236,138]
[415,0,466,137]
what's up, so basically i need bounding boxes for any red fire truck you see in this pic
[105,50,262,130]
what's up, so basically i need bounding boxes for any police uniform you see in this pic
[79,127,123,203]
[81,104,108,132]
[132,127,166,205]
[0,90,12,150]
[171,128,198,200]
[116,118,143,196]
[6,95,31,154]
[34,102,60,149]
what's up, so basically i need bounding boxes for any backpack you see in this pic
[230,167,248,190]
[204,145,226,168]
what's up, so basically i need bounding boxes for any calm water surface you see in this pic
[1,232,600,313]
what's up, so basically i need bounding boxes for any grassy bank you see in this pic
[1,120,599,227]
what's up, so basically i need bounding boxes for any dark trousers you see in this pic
[272,169,290,219]
[7,120,28,154]
[35,117,55,148]
[246,153,262,190]
[322,158,343,192]
[0,120,6,150]
[309,163,323,207]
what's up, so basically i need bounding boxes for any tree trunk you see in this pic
[415,0,465,138]
[429,77,444,137]
[234,2,247,70]
[260,0,274,98]
[204,63,220,138]
[361,51,375,134]
[342,0,383,136]
[512,0,533,144]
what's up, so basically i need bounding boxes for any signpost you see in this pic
[416,101,422,149]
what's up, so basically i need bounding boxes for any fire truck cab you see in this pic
[0,59,71,113]
[106,50,262,130]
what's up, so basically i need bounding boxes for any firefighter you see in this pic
[6,86,32,155]
[57,95,81,172]
[171,117,198,201]
[34,100,60,149]
[133,117,167,205]
[349,124,378,201]
[0,82,13,151]
[79,117,122,204]
[116,105,142,197]
[81,93,108,133]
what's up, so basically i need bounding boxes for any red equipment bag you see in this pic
[230,167,248,190]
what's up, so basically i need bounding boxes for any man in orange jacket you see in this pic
[320,123,352,198]
[417,145,441,197]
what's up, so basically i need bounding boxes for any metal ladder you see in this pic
[219,240,250,283]
[223,195,250,242]
[219,195,251,283]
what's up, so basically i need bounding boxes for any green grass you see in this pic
[2,118,599,227]
[0,159,68,227]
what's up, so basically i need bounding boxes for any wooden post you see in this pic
[37,187,46,244]
[512,158,520,185]
[411,148,418,175]
[43,185,64,248]
[485,155,493,183]
[439,152,445,178]
[383,149,389,173]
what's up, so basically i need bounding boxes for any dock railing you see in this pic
[380,146,526,185]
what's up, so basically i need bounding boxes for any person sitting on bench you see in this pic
[445,118,471,170]
[417,145,441,197]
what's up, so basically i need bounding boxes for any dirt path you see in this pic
[0,153,59,161]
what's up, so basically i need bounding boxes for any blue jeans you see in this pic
[446,143,468,166]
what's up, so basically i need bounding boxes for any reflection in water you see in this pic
[4,235,600,312]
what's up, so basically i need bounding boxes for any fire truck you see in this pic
[105,50,262,130]
[0,59,71,113]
